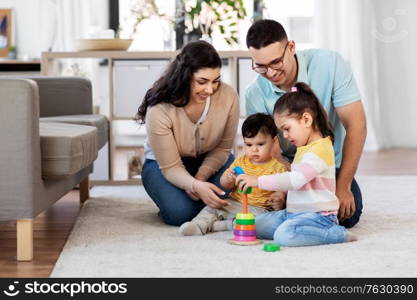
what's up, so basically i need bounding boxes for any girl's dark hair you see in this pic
[246,19,288,49]
[273,82,334,143]
[242,113,278,139]
[135,40,222,124]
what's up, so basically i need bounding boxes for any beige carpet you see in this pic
[51,176,417,277]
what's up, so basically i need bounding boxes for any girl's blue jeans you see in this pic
[255,210,348,247]
[141,154,234,226]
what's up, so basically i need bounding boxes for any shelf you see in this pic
[0,59,41,72]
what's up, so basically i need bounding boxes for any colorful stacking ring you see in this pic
[236,213,255,220]
[235,219,255,225]
[233,235,257,242]
[235,224,255,231]
[233,230,256,236]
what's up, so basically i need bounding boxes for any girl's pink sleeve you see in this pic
[258,173,293,191]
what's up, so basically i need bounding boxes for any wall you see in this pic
[0,0,109,59]
[373,0,417,148]
[313,0,417,149]
[0,0,41,59]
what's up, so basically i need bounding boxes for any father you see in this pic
[245,19,366,228]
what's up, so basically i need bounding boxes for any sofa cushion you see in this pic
[40,122,98,178]
[40,114,108,149]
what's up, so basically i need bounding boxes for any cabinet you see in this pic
[41,51,253,183]
[113,60,170,118]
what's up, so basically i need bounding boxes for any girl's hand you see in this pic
[192,180,229,209]
[235,174,259,193]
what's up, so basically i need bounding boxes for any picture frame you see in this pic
[0,8,12,57]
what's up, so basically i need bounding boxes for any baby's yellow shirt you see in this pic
[229,155,287,209]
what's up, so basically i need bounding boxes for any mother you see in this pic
[136,41,240,226]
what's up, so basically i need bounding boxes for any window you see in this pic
[263,0,314,49]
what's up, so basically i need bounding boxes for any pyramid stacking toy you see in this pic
[228,166,262,246]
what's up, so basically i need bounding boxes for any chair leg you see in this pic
[80,176,90,204]
[16,219,33,261]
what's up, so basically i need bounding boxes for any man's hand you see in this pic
[267,191,287,211]
[335,101,365,223]
[337,186,355,222]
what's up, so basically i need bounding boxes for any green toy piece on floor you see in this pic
[263,243,280,252]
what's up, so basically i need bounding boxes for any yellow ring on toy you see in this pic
[236,213,255,220]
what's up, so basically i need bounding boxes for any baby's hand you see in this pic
[267,191,287,211]
[223,168,237,186]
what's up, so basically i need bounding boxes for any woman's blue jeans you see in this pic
[141,154,235,226]
[255,210,348,247]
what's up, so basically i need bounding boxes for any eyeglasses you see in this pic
[252,41,289,74]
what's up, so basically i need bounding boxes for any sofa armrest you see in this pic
[26,76,93,117]
[0,79,42,220]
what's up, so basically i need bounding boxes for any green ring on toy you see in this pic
[238,187,252,194]
[236,213,255,220]
[233,166,252,194]
[235,219,255,225]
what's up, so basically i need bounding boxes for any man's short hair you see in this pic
[246,19,288,49]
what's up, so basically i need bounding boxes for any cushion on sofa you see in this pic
[40,122,98,178]
[40,114,108,149]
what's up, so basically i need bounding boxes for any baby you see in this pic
[179,113,287,235]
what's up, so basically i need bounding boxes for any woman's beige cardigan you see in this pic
[145,83,240,191]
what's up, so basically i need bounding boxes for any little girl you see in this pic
[236,82,357,247]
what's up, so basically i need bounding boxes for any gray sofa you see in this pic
[0,77,108,261]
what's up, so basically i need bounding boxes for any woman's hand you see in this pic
[235,174,259,193]
[185,190,200,201]
[192,180,229,208]
[186,174,206,201]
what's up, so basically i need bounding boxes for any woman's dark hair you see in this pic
[273,82,334,143]
[135,40,222,124]
[242,113,278,139]
[246,19,288,49]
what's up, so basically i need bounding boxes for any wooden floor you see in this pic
[1,148,416,277]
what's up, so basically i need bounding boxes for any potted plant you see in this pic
[8,45,16,59]
[181,0,247,46]
[124,0,247,48]
[125,0,168,37]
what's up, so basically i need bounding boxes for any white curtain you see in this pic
[313,0,417,149]
[40,0,108,52]
[39,0,109,112]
